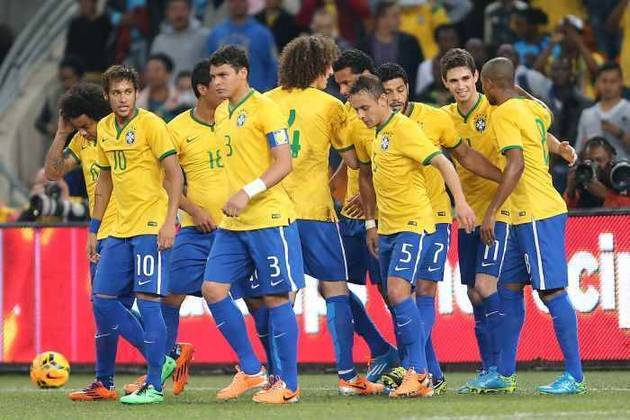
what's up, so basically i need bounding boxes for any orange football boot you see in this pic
[68,381,118,401]
[172,343,195,395]
[217,366,268,401]
[123,374,146,395]
[388,369,434,399]
[252,380,300,404]
[339,375,385,395]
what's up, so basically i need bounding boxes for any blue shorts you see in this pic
[416,223,451,282]
[379,231,428,287]
[296,220,347,281]
[93,235,170,297]
[90,240,104,282]
[339,217,381,285]
[499,214,568,291]
[205,224,305,299]
[458,222,510,286]
[169,227,216,296]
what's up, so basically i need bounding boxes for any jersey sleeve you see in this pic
[330,100,353,151]
[400,124,441,165]
[96,140,110,169]
[355,136,371,164]
[492,105,523,154]
[166,122,183,155]
[64,133,83,165]
[147,116,177,160]
[259,100,290,148]
[436,109,460,149]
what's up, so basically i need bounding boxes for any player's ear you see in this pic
[473,69,479,84]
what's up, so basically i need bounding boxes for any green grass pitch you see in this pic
[1,371,629,419]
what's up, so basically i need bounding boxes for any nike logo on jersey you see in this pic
[397,319,412,327]
[186,136,199,144]
[138,279,152,286]
[270,279,284,287]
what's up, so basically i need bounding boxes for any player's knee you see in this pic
[502,283,525,293]
[416,280,437,297]
[202,281,229,304]
[263,293,290,308]
[319,280,348,298]
[136,292,161,302]
[162,293,185,308]
[474,274,498,297]
[538,288,566,303]
[244,297,265,313]
[467,287,483,306]
[387,278,411,305]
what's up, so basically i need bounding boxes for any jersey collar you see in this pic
[114,108,139,139]
[457,93,483,123]
[228,88,255,118]
[404,102,415,117]
[190,108,215,130]
[376,111,396,135]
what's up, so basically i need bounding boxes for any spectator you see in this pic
[534,16,603,99]
[357,1,423,96]
[150,0,209,78]
[256,0,301,52]
[415,23,459,102]
[35,57,84,139]
[442,0,473,25]
[296,0,370,45]
[137,53,178,121]
[510,7,550,68]
[398,0,449,60]
[606,0,630,87]
[529,0,586,34]
[310,7,350,51]
[484,0,527,49]
[565,137,630,208]
[65,0,112,78]
[465,38,489,72]
[497,43,551,101]
[106,0,151,70]
[583,0,621,59]
[206,0,278,92]
[576,62,630,160]
[163,70,196,117]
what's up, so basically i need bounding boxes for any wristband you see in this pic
[365,219,376,230]
[243,178,267,199]
[89,219,102,234]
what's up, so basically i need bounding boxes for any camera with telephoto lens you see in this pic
[610,160,630,194]
[574,160,597,187]
[18,182,88,222]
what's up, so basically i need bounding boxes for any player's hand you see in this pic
[192,206,216,233]
[87,233,99,263]
[558,141,577,166]
[455,200,476,234]
[343,194,364,218]
[158,222,177,250]
[223,190,250,217]
[480,211,496,246]
[366,227,379,259]
[56,113,73,136]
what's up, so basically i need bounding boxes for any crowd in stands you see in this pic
[8,0,630,222]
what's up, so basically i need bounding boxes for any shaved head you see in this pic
[481,57,515,88]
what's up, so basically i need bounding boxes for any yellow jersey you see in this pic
[65,133,117,240]
[442,94,511,226]
[406,102,459,224]
[399,4,449,59]
[491,98,566,224]
[168,108,227,228]
[341,102,374,220]
[95,108,176,238]
[355,112,439,235]
[621,6,630,86]
[214,89,295,231]
[266,87,349,222]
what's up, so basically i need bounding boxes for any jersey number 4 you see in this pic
[287,109,301,158]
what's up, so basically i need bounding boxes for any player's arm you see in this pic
[546,132,577,166]
[449,141,503,183]
[180,194,216,233]
[338,147,359,170]
[44,116,79,180]
[87,168,113,262]
[429,154,476,233]
[160,155,184,249]
[358,161,379,258]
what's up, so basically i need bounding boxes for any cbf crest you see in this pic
[474,115,487,133]
[125,129,136,144]
[380,135,390,150]
[236,111,247,128]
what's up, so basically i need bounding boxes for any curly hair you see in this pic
[278,34,339,89]
[60,82,111,120]
[102,64,140,93]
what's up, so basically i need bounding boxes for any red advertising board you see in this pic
[1,214,629,365]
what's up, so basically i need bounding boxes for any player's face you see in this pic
[199,80,223,110]
[443,66,478,104]
[350,91,389,128]
[334,67,358,98]
[313,65,333,90]
[210,64,247,100]
[382,77,408,112]
[69,114,98,141]
[106,79,137,119]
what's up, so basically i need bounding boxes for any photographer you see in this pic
[565,137,630,209]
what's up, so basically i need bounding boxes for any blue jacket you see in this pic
[206,18,278,92]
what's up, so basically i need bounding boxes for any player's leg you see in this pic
[203,229,266,400]
[383,232,433,399]
[243,296,277,379]
[521,215,585,394]
[414,223,450,394]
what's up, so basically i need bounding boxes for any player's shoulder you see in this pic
[412,102,449,120]
[392,112,423,136]
[167,108,193,129]
[264,86,285,99]
[137,108,167,126]
[97,112,115,131]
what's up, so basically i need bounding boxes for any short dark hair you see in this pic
[376,62,408,86]
[374,0,397,20]
[333,49,374,74]
[60,82,111,121]
[585,136,616,156]
[279,34,339,89]
[349,74,385,99]
[434,23,457,43]
[59,55,85,78]
[595,61,623,81]
[513,7,548,26]
[209,45,249,71]
[102,64,140,93]
[147,53,174,73]
[191,59,211,98]
[440,48,476,80]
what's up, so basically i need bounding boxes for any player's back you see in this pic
[168,109,228,227]
[491,98,566,224]
[265,87,347,221]
[214,90,295,231]
[96,108,175,237]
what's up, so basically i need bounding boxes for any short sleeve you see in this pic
[492,106,523,154]
[64,133,83,165]
[330,100,352,151]
[166,123,183,155]
[355,136,371,164]
[146,116,177,160]
[436,109,460,149]
[96,140,110,169]
[399,123,441,165]
[259,99,289,148]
